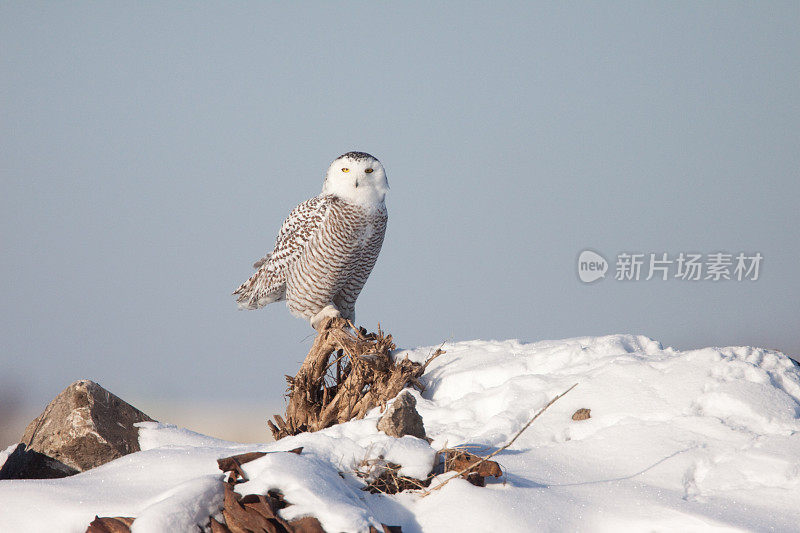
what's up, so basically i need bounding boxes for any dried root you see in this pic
[269,318,443,440]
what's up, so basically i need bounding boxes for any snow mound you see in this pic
[1,334,799,532]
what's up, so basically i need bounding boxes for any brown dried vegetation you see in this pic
[268,318,443,440]
[86,517,134,533]
[572,408,591,421]
[213,449,401,533]
[357,447,504,495]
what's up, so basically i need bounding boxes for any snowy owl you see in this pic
[234,151,388,329]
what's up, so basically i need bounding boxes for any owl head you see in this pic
[322,151,388,205]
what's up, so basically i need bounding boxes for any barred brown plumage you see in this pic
[233,152,389,329]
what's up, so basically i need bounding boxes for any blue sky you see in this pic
[2,2,798,415]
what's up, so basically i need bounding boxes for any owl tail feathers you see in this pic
[233,275,285,310]
[234,289,261,310]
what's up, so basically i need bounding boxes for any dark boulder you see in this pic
[0,380,153,479]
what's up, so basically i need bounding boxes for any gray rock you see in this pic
[0,380,153,479]
[0,443,79,479]
[377,390,426,439]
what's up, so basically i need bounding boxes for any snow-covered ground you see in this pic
[1,334,799,532]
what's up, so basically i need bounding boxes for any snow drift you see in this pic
[1,334,799,532]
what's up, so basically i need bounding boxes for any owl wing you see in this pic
[234,195,333,310]
[252,253,271,270]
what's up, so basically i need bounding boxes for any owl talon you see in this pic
[310,305,342,331]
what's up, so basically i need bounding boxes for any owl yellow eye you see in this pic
[365,168,374,174]
[341,168,349,173]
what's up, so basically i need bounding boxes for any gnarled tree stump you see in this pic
[268,318,441,440]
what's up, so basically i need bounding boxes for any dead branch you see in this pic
[421,343,447,372]
[420,383,578,497]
